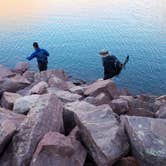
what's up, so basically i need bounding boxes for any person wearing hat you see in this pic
[99,50,125,80]
[27,42,49,72]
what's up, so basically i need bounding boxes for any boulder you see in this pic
[0,65,15,78]
[48,76,69,90]
[127,108,155,118]
[84,79,119,100]
[14,62,29,74]
[0,108,25,155]
[1,92,22,110]
[69,86,85,95]
[110,98,129,115]
[0,75,31,93]
[34,70,68,83]
[64,101,129,165]
[13,95,40,114]
[156,106,166,119]
[29,81,48,95]
[23,71,35,83]
[121,116,166,166]
[113,156,139,166]
[30,131,87,166]
[0,94,64,166]
[48,88,82,103]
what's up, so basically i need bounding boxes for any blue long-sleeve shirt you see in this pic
[27,48,49,63]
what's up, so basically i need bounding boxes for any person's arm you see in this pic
[26,52,37,61]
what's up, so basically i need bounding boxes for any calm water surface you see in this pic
[0,0,166,95]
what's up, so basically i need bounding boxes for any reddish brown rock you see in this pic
[156,106,166,119]
[14,62,29,74]
[48,76,69,90]
[84,79,119,100]
[113,156,139,166]
[110,98,129,115]
[1,92,22,110]
[65,101,129,165]
[48,88,82,103]
[34,70,68,83]
[0,75,31,93]
[0,108,25,155]
[0,65,15,78]
[23,71,35,83]
[127,108,155,118]
[30,131,87,166]
[29,81,48,95]
[121,116,166,166]
[0,94,64,166]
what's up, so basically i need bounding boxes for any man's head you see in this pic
[33,42,39,50]
[99,50,110,57]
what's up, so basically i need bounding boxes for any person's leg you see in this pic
[38,62,43,72]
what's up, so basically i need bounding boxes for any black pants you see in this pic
[104,69,117,80]
[38,61,48,72]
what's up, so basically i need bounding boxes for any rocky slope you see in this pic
[0,62,165,166]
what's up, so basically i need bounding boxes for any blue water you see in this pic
[0,0,166,95]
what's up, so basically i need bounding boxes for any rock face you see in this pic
[0,65,15,78]
[122,116,166,166]
[0,75,31,93]
[48,88,82,103]
[30,131,87,166]
[0,108,25,155]
[84,79,119,100]
[14,62,29,74]
[1,92,22,110]
[0,94,64,166]
[65,101,129,166]
[13,95,40,114]
[29,81,48,95]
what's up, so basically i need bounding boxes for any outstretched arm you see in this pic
[26,52,37,61]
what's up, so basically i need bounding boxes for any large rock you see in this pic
[156,106,166,119]
[48,76,69,90]
[84,79,119,100]
[69,86,85,95]
[34,70,68,83]
[48,88,82,103]
[30,131,87,166]
[0,75,31,93]
[0,65,15,78]
[14,62,29,74]
[1,92,22,110]
[13,95,40,114]
[0,94,64,166]
[23,71,35,83]
[122,116,166,166]
[110,98,129,115]
[64,101,129,165]
[0,108,25,155]
[29,81,48,95]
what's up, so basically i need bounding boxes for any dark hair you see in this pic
[33,42,39,48]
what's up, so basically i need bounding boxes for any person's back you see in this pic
[100,50,122,80]
[27,42,49,72]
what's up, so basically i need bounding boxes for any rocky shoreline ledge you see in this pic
[0,62,165,166]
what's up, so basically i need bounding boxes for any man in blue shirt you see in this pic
[27,42,49,72]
